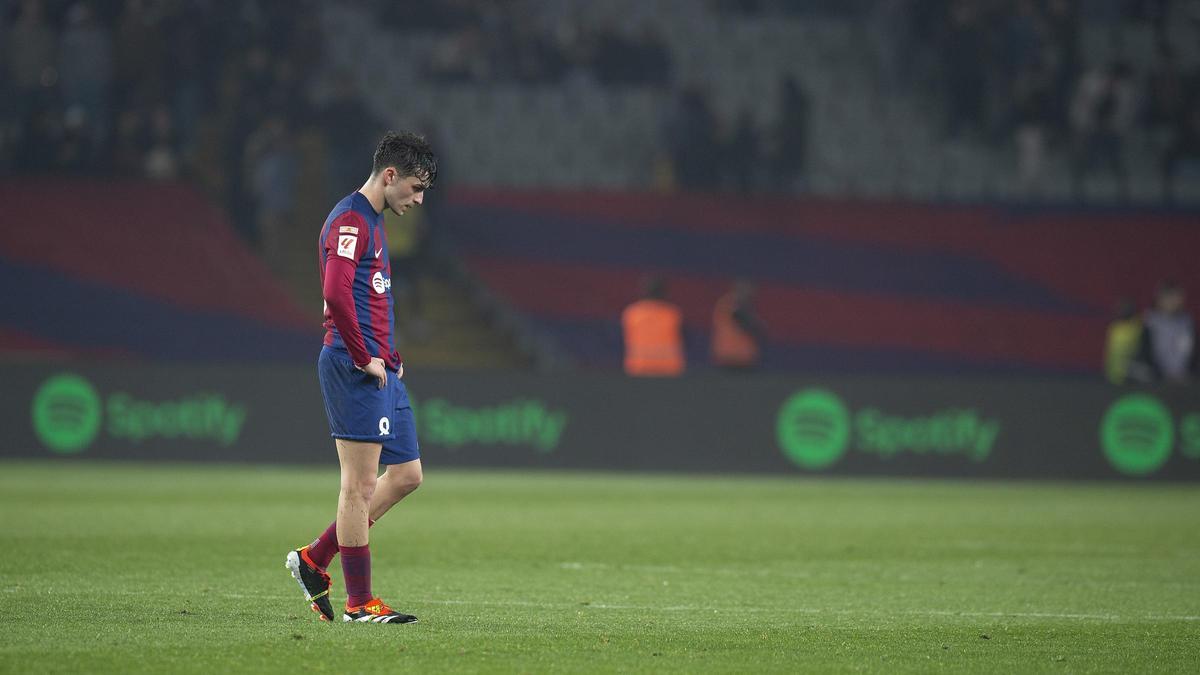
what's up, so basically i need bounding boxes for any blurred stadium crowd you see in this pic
[4,0,1200,206]
[2,0,334,246]
[1,0,1197,378]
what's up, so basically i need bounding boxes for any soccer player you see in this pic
[285,132,436,624]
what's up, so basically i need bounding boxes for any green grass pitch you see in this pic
[1,461,1197,673]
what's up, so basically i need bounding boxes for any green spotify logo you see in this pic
[31,373,103,454]
[409,395,568,453]
[1100,394,1174,476]
[29,373,249,454]
[776,388,1001,470]
[776,389,852,469]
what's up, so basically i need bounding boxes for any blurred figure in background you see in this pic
[6,0,58,170]
[318,75,381,207]
[1162,106,1200,204]
[724,109,761,195]
[1012,60,1054,196]
[1136,281,1196,384]
[113,0,166,110]
[1146,45,1198,204]
[110,107,145,175]
[941,0,986,138]
[1104,297,1145,384]
[1146,46,1184,139]
[771,75,809,194]
[1069,62,1136,201]
[711,280,767,371]
[663,85,719,191]
[58,1,112,167]
[622,275,685,377]
[245,115,297,274]
[143,104,178,180]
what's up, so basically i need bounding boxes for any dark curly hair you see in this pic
[372,131,438,187]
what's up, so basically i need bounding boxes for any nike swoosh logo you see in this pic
[375,247,384,258]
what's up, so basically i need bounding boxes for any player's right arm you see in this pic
[322,213,387,389]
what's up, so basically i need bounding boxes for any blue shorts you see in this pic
[317,346,420,465]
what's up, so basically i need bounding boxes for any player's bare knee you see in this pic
[396,477,421,499]
[383,464,422,497]
[402,469,422,494]
[341,476,378,503]
[379,476,418,506]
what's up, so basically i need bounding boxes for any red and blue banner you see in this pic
[445,189,1200,375]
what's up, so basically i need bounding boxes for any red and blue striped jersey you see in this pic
[318,192,399,369]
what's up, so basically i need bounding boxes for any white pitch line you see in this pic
[6,587,1196,622]
[554,561,1200,589]
[918,609,1123,621]
[196,592,1200,622]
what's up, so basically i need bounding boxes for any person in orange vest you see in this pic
[711,280,766,370]
[622,276,686,376]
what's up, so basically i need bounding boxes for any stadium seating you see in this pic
[324,3,1200,205]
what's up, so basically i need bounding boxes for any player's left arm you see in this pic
[322,213,387,388]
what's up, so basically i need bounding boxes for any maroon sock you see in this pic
[340,544,372,608]
[309,518,374,570]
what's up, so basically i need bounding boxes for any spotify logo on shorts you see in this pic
[1100,394,1174,476]
[31,373,103,454]
[775,388,851,469]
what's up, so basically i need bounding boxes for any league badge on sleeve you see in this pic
[337,235,358,259]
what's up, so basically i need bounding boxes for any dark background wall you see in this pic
[7,363,1199,481]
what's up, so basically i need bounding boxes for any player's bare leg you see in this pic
[287,455,420,621]
[332,439,417,623]
[286,444,418,622]
[336,439,382,546]
[370,459,422,522]
[285,435,378,622]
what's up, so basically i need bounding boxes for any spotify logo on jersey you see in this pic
[775,389,852,469]
[31,373,103,454]
[1100,394,1174,476]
